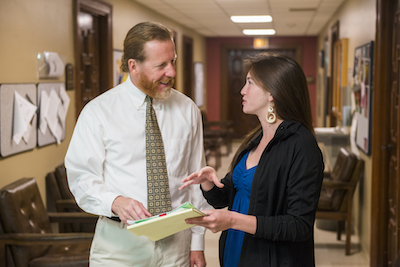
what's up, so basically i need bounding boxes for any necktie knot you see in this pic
[145,95,153,107]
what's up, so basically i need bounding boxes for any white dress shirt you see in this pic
[65,77,209,250]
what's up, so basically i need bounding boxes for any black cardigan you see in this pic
[202,120,324,267]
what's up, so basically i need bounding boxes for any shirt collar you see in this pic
[124,76,163,111]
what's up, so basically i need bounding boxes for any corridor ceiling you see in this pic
[132,0,346,37]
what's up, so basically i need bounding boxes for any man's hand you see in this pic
[190,250,206,267]
[111,196,152,224]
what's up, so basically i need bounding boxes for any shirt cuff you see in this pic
[103,192,122,217]
[190,232,205,251]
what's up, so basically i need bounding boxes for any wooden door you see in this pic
[388,6,400,265]
[77,12,100,108]
[182,35,194,99]
[225,47,299,138]
[328,21,340,127]
[73,0,113,117]
[372,0,400,266]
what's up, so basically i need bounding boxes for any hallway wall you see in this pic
[317,0,376,260]
[0,0,206,203]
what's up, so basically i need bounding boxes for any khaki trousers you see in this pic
[90,216,191,267]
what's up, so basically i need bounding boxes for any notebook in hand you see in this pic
[127,202,206,241]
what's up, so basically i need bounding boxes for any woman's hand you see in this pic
[186,209,257,234]
[179,166,224,191]
[186,209,233,233]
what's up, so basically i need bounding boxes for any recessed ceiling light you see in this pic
[243,29,276,35]
[231,15,272,23]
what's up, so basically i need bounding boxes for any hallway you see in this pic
[203,141,369,266]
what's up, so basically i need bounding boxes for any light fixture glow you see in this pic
[243,29,276,36]
[230,15,272,23]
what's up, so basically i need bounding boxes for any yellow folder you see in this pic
[127,202,206,241]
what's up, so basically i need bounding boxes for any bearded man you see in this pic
[65,22,209,267]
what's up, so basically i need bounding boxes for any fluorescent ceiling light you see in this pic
[231,15,272,23]
[243,29,276,35]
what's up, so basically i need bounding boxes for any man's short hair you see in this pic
[120,22,174,73]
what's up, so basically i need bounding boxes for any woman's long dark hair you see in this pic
[229,54,314,173]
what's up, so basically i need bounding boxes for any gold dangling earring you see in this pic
[266,106,277,124]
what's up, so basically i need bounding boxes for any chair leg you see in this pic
[225,139,232,156]
[345,194,354,255]
[345,219,352,255]
[337,221,343,240]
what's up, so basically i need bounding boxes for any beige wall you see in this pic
[0,0,206,204]
[317,0,376,260]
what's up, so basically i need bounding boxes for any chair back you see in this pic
[55,164,75,200]
[46,171,63,212]
[338,151,364,212]
[316,148,364,255]
[0,178,52,266]
[330,149,358,211]
[318,148,360,211]
[330,148,357,182]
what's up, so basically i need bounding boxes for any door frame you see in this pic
[371,0,395,265]
[73,0,113,117]
[220,44,302,121]
[182,35,194,99]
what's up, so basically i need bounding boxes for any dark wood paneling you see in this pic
[371,0,396,266]
[182,35,194,99]
[73,0,113,117]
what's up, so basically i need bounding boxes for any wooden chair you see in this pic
[201,111,234,156]
[0,177,95,267]
[46,164,97,233]
[204,137,222,170]
[316,148,364,255]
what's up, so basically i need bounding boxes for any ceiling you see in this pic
[132,0,346,37]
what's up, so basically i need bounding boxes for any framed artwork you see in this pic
[0,84,37,157]
[113,50,128,87]
[37,83,68,147]
[332,38,348,121]
[352,41,374,155]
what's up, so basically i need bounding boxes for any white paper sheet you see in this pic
[46,90,63,144]
[350,112,360,156]
[12,91,37,145]
[38,85,70,145]
[58,85,70,130]
[39,90,50,135]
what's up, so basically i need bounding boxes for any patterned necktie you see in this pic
[145,96,172,216]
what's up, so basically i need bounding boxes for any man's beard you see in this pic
[138,74,174,101]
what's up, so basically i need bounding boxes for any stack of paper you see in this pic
[127,202,206,241]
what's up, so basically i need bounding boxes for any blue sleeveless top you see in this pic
[223,151,256,267]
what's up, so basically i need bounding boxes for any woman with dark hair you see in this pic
[180,54,324,266]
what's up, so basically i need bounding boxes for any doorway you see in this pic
[221,45,301,138]
[182,35,194,99]
[73,0,113,117]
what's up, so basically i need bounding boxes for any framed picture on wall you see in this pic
[332,38,348,121]
[352,41,374,155]
[113,50,128,87]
